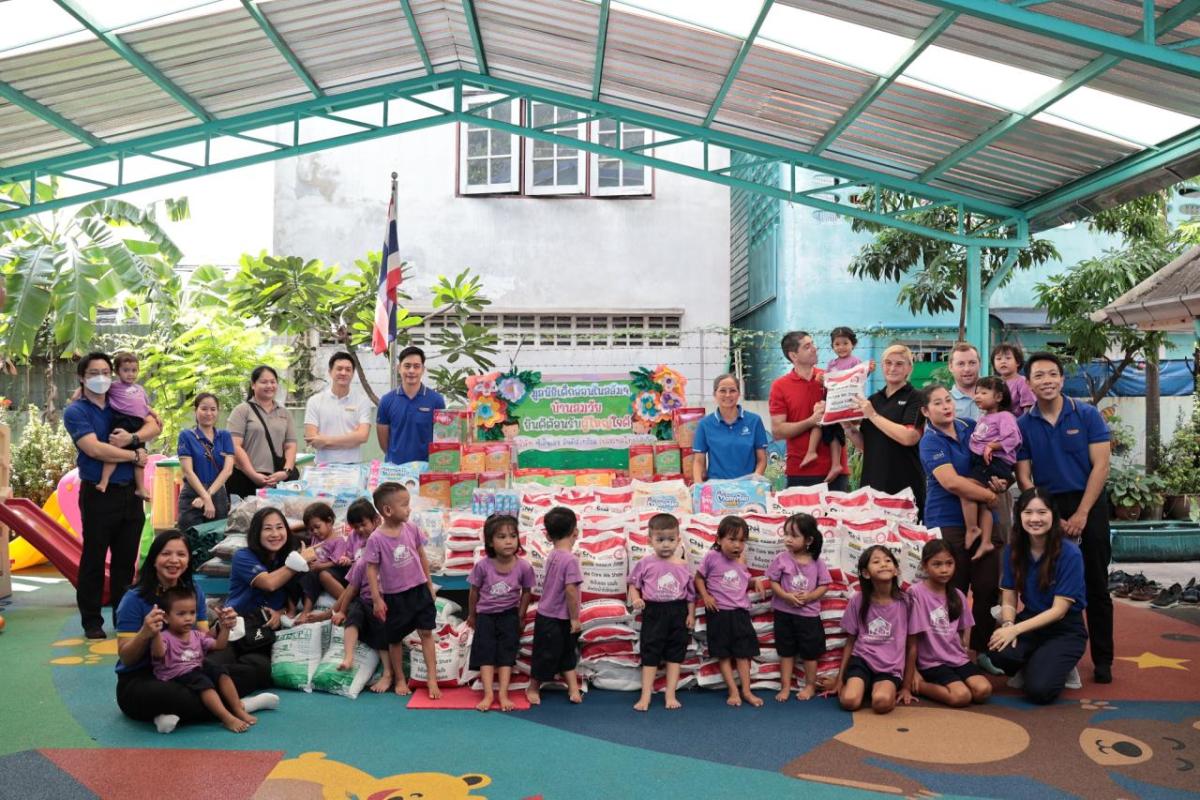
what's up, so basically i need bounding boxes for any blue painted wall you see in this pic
[736,167,1195,400]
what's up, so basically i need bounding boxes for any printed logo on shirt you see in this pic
[656,572,681,596]
[180,647,198,661]
[788,573,809,593]
[740,425,750,436]
[345,406,358,413]
[392,544,413,565]
[354,547,365,560]
[488,581,512,597]
[866,616,892,641]
[929,605,953,635]
[720,569,743,589]
[897,401,907,406]
[1066,428,1080,435]
[418,406,432,412]
[929,449,946,462]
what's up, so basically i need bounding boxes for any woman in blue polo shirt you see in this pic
[988,487,1088,704]
[114,530,279,731]
[228,507,314,622]
[691,374,769,482]
[176,393,235,531]
[918,384,1005,672]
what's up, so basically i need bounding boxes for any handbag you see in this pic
[235,606,277,654]
[247,402,301,482]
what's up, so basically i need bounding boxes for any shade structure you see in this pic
[1092,245,1200,332]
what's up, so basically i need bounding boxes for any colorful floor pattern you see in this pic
[2,567,1198,800]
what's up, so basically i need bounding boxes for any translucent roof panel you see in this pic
[902,46,1061,113]
[759,3,915,76]
[611,0,764,40]
[1045,86,1200,147]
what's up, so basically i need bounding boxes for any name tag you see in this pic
[1066,428,1080,435]
[345,406,358,413]
[417,406,432,413]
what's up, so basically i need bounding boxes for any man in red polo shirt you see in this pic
[769,331,849,490]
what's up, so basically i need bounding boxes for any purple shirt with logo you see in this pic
[109,380,152,418]
[345,529,371,562]
[152,628,215,682]
[538,547,583,620]
[628,557,696,603]
[907,582,973,670]
[469,557,535,614]
[697,549,751,611]
[968,410,1022,465]
[1005,375,1036,417]
[315,535,348,564]
[765,553,831,617]
[345,558,373,604]
[842,591,908,677]
[362,522,428,594]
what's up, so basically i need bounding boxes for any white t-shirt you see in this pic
[303,387,373,463]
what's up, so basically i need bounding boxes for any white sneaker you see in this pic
[1065,667,1082,689]
[1006,670,1024,689]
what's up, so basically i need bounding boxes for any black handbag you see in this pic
[247,402,300,482]
[235,606,277,653]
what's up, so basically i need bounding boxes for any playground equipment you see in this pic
[0,497,110,603]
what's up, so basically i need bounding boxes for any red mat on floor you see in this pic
[405,686,531,710]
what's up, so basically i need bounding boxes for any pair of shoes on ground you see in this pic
[1006,665,1099,690]
[1110,571,1155,599]
[1150,577,1200,609]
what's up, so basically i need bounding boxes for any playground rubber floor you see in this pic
[2,565,1199,800]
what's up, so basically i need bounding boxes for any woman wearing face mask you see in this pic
[226,365,297,499]
[62,351,161,640]
[176,393,236,531]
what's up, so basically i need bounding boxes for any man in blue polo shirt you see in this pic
[376,345,445,464]
[62,352,159,639]
[1015,351,1113,684]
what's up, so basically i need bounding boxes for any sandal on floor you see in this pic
[1180,578,1199,605]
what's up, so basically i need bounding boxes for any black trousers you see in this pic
[115,649,270,723]
[989,613,1088,705]
[1051,492,1113,667]
[78,481,145,631]
[940,525,1001,653]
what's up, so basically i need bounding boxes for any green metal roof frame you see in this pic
[240,0,324,98]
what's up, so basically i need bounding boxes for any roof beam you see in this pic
[52,0,212,123]
[918,0,1200,79]
[703,0,774,127]
[240,0,323,98]
[592,0,610,101]
[399,0,433,74]
[0,80,104,147]
[811,9,957,155]
[461,0,489,75]
[920,0,1200,182]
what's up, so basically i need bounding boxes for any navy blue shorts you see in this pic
[969,453,1014,485]
[382,584,436,644]
[469,608,520,669]
[844,655,901,691]
[705,609,759,660]
[169,660,228,694]
[919,661,982,686]
[638,600,690,667]
[773,611,826,660]
[344,598,388,651]
[531,613,579,682]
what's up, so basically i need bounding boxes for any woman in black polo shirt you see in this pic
[843,344,925,515]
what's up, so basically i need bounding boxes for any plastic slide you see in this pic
[0,498,110,600]
[8,493,75,570]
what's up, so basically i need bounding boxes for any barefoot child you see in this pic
[827,545,913,714]
[344,497,378,562]
[527,506,584,705]
[800,327,865,483]
[466,514,534,712]
[695,515,768,707]
[331,556,393,692]
[906,540,992,707]
[299,502,351,621]
[766,513,830,701]
[963,377,1021,561]
[363,482,441,699]
[627,513,695,712]
[99,351,157,497]
[150,586,256,733]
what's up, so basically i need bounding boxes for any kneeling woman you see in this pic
[115,530,280,732]
[988,487,1088,704]
[226,507,316,686]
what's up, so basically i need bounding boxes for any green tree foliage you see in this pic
[9,404,77,506]
[847,190,1060,340]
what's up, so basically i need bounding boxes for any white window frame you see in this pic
[590,121,653,196]
[522,101,586,196]
[459,94,519,195]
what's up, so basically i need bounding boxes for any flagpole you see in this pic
[388,171,398,394]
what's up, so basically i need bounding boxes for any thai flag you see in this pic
[372,176,403,355]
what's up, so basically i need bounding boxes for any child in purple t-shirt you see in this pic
[150,585,258,733]
[528,506,584,706]
[363,482,440,700]
[97,351,158,497]
[964,377,1022,561]
[627,513,696,713]
[766,513,831,702]
[829,545,912,714]
[299,502,351,622]
[992,343,1035,417]
[696,515,769,708]
[906,540,992,707]
[467,513,535,712]
[331,555,392,693]
[802,327,875,483]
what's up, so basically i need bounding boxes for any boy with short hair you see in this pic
[527,506,584,705]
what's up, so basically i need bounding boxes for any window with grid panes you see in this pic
[524,103,585,195]
[460,95,519,194]
[592,120,652,196]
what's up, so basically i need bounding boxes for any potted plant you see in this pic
[1103,410,1136,458]
[1107,465,1164,521]
[1158,412,1200,519]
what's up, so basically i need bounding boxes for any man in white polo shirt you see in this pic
[304,352,373,463]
